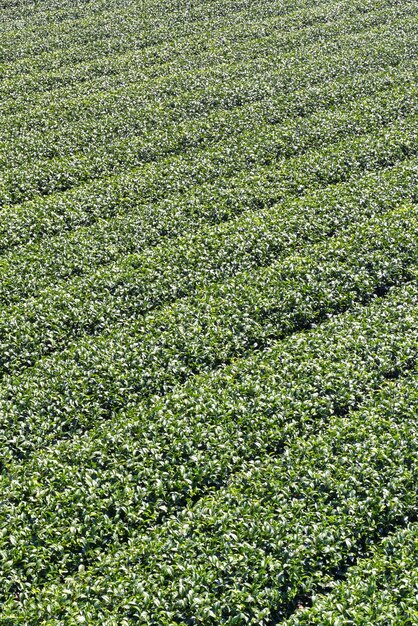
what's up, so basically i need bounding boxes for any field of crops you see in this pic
[1,0,418,623]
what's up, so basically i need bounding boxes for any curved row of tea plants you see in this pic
[0,154,418,381]
[286,523,418,625]
[2,30,417,207]
[1,145,417,308]
[2,203,418,464]
[2,279,418,608]
[2,0,418,622]
[4,352,418,623]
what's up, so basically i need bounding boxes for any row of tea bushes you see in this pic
[1,274,418,605]
[0,159,418,381]
[1,147,417,307]
[1,204,418,462]
[1,11,417,205]
[286,523,418,625]
[4,366,418,623]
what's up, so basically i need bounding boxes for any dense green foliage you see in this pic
[1,0,418,623]
[285,522,418,625]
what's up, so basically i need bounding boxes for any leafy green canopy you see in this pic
[1,0,418,623]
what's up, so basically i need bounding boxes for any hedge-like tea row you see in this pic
[0,0,387,114]
[2,0,414,166]
[4,364,418,623]
[1,204,418,464]
[1,158,418,381]
[2,0,418,622]
[286,523,418,625]
[1,277,418,604]
[2,146,418,309]
[1,16,417,207]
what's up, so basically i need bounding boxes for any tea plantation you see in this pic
[1,0,418,623]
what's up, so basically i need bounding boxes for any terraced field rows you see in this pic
[1,0,418,624]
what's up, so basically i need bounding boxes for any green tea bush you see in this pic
[1,0,418,622]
